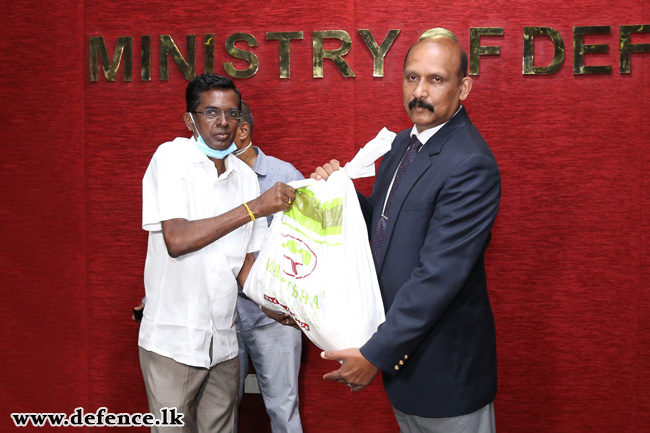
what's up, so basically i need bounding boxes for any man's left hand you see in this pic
[261,306,299,329]
[321,348,379,392]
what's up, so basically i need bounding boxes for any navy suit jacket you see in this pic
[359,107,501,418]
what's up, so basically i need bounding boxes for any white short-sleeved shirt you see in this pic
[138,136,267,368]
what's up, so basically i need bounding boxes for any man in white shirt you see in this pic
[139,74,296,433]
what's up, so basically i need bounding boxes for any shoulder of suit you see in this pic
[397,129,412,139]
[439,122,495,162]
[389,129,412,147]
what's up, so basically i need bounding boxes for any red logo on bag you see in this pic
[263,295,310,331]
[280,235,317,279]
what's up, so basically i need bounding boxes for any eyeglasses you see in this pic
[193,108,242,120]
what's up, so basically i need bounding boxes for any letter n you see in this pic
[160,35,196,81]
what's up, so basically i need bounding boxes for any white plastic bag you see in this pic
[243,128,395,350]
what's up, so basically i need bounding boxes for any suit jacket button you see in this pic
[399,360,404,365]
[394,365,400,371]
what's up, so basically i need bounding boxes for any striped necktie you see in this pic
[371,134,422,269]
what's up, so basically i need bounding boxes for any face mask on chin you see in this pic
[233,141,253,157]
[190,114,237,159]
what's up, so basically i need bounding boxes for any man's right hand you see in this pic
[310,159,340,181]
[248,182,295,216]
[161,182,296,259]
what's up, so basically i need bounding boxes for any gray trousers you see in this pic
[139,347,239,433]
[236,321,303,433]
[393,402,495,433]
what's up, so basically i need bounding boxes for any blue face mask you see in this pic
[190,114,237,159]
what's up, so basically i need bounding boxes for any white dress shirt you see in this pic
[139,136,267,368]
[382,106,463,215]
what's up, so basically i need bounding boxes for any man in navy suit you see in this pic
[312,32,501,432]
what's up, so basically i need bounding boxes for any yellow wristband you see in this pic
[243,202,255,221]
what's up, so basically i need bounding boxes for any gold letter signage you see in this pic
[573,26,611,75]
[620,25,650,73]
[89,36,132,82]
[88,25,649,82]
[266,32,305,79]
[160,35,195,81]
[358,29,401,77]
[224,33,259,79]
[523,27,565,75]
[469,27,504,76]
[312,30,355,78]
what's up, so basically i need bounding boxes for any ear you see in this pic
[459,77,473,101]
[238,121,251,142]
[183,112,197,136]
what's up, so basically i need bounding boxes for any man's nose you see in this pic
[216,111,228,126]
[413,79,429,99]
[413,81,428,99]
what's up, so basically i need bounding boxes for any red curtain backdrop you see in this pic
[1,1,649,432]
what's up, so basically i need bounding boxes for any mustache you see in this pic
[408,98,435,112]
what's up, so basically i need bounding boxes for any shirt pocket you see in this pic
[221,223,253,277]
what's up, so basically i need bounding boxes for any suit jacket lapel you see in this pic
[376,142,431,272]
[370,132,410,232]
[377,135,407,186]
[423,107,469,156]
[374,108,470,273]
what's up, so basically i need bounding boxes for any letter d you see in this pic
[70,407,84,425]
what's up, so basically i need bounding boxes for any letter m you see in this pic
[89,36,132,82]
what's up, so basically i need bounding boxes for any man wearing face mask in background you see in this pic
[139,74,296,433]
[232,101,304,433]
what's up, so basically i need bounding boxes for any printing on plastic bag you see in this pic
[243,128,395,350]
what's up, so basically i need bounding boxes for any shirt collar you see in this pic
[251,145,268,177]
[187,135,210,163]
[217,155,236,180]
[187,136,236,180]
[410,105,463,144]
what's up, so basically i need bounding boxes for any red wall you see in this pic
[1,1,649,432]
